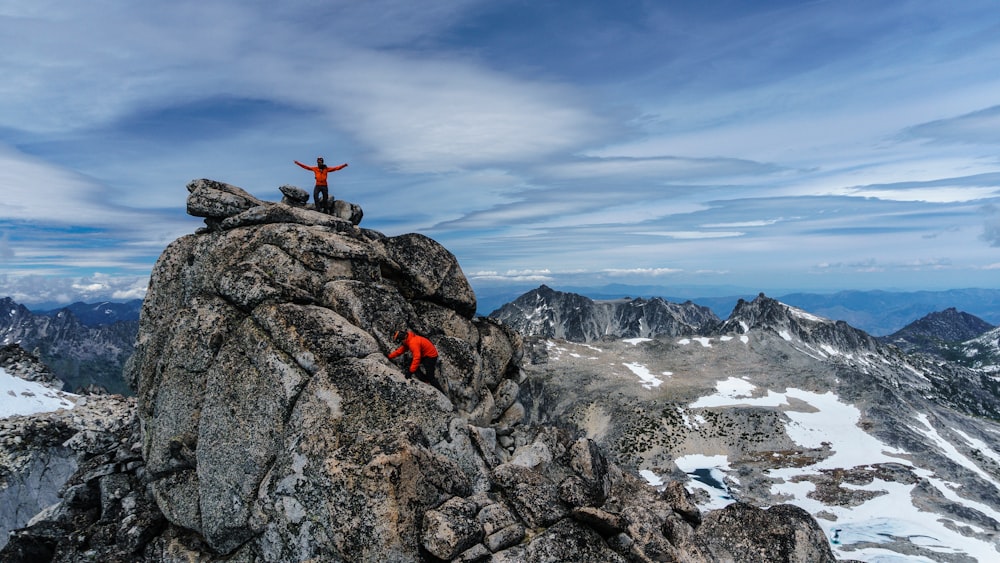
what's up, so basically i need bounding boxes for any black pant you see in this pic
[413,356,443,393]
[314,185,331,211]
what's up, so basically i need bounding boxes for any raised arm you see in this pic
[294,160,313,170]
[330,163,348,172]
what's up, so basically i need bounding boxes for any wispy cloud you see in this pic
[327,53,613,173]
[630,231,746,240]
[603,268,682,277]
[468,269,555,283]
[2,0,1000,305]
[982,204,1000,247]
[904,105,1000,145]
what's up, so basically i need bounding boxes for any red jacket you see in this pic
[388,331,438,373]
[295,161,347,186]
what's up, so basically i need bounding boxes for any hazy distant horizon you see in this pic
[6,280,997,310]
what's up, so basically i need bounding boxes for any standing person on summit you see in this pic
[388,330,445,394]
[294,156,347,212]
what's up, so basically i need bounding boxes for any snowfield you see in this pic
[0,367,77,418]
[655,374,1000,562]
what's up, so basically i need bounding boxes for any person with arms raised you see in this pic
[294,156,347,213]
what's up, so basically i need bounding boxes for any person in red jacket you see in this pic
[388,330,444,393]
[294,156,348,212]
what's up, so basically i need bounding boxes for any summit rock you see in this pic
[1,180,840,562]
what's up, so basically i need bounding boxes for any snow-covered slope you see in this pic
[0,367,77,418]
[519,295,1000,562]
[961,326,1000,374]
[674,371,1000,563]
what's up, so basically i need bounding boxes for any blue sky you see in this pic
[1,0,999,306]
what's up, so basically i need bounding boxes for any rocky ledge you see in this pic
[0,392,137,555]
[1,344,64,391]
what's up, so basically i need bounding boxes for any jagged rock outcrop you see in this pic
[0,344,64,390]
[188,177,364,231]
[0,393,137,553]
[490,284,720,342]
[278,184,310,206]
[2,180,840,562]
[2,342,109,551]
[697,503,836,563]
[720,293,881,354]
[705,294,1000,421]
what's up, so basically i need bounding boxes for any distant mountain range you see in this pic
[37,299,143,326]
[488,284,721,341]
[477,285,1000,336]
[0,297,138,395]
[5,286,999,396]
[491,285,999,374]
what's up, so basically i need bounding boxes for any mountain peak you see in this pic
[882,307,995,357]
[720,293,829,333]
[490,285,720,341]
[715,293,884,360]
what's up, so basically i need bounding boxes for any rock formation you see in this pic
[0,345,137,552]
[0,344,64,390]
[490,284,721,342]
[1,180,840,562]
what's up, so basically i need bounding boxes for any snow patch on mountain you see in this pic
[954,428,1000,467]
[663,377,1000,562]
[672,454,733,511]
[913,412,997,485]
[545,340,602,361]
[678,337,714,347]
[0,367,77,418]
[623,362,666,389]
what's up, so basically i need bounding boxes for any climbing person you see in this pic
[388,329,445,393]
[294,156,348,213]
